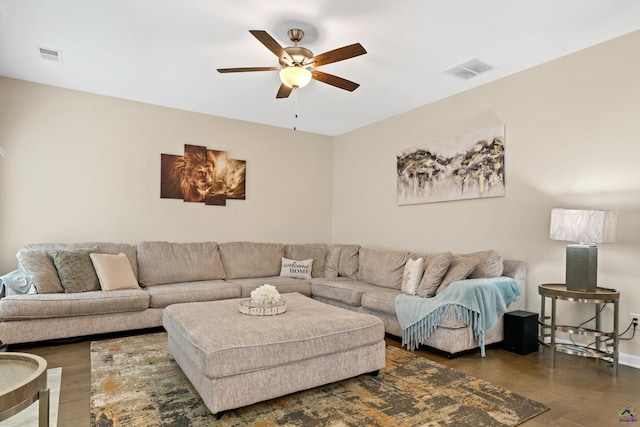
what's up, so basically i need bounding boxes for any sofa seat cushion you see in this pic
[219,242,284,279]
[310,279,381,307]
[145,280,240,308]
[137,241,225,286]
[360,288,403,315]
[225,277,312,298]
[0,289,149,320]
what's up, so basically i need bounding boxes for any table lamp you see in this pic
[549,208,618,291]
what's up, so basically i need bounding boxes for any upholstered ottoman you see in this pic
[162,292,386,416]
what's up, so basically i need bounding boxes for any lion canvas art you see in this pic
[161,144,246,206]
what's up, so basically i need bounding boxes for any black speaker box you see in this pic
[503,310,538,355]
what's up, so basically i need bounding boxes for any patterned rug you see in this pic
[90,332,548,426]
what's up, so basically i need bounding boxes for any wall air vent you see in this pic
[444,58,493,80]
[38,46,63,63]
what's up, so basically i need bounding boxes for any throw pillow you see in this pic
[90,253,140,291]
[401,257,424,295]
[416,252,452,297]
[436,256,480,295]
[464,250,504,278]
[49,250,100,293]
[280,257,313,280]
[16,250,64,293]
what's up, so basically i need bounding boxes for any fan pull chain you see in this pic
[293,88,298,131]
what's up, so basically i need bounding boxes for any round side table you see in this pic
[0,352,50,427]
[538,283,619,377]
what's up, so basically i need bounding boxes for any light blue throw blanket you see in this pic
[395,277,520,356]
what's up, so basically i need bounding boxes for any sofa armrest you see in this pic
[502,259,526,310]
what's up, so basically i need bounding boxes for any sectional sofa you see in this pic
[0,241,526,356]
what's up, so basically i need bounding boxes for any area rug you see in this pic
[90,332,548,427]
[0,367,61,427]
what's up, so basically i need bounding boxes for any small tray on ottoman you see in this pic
[163,292,386,417]
[238,300,287,316]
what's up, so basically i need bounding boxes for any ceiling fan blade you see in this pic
[310,43,367,67]
[311,70,360,92]
[249,30,292,62]
[217,67,279,73]
[276,84,293,99]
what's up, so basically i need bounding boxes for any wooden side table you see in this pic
[0,352,49,427]
[538,283,619,377]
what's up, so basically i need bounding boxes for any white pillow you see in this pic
[280,257,313,280]
[401,258,424,295]
[90,253,140,291]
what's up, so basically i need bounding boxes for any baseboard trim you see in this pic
[619,352,640,370]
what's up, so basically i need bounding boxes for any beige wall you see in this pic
[333,30,640,360]
[0,78,333,273]
[1,30,639,361]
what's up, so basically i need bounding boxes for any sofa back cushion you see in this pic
[137,241,225,286]
[219,242,284,279]
[324,244,360,279]
[284,243,328,278]
[357,247,409,289]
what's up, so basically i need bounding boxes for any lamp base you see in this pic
[566,244,597,291]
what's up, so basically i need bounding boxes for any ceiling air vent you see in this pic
[444,58,493,80]
[38,46,63,63]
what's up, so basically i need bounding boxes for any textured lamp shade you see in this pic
[549,208,618,244]
[550,208,618,291]
[279,66,312,89]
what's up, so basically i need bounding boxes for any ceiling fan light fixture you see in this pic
[279,66,312,89]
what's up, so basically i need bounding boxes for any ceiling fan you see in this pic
[217,29,367,99]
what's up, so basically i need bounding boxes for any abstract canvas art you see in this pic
[161,144,246,206]
[397,124,505,205]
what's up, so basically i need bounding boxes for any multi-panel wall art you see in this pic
[161,144,246,206]
[397,124,505,205]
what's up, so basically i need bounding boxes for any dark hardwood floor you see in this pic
[10,330,640,426]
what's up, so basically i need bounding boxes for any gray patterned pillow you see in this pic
[49,250,100,293]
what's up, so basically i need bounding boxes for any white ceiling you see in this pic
[1,1,640,136]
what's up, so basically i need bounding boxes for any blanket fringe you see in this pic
[402,304,486,357]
